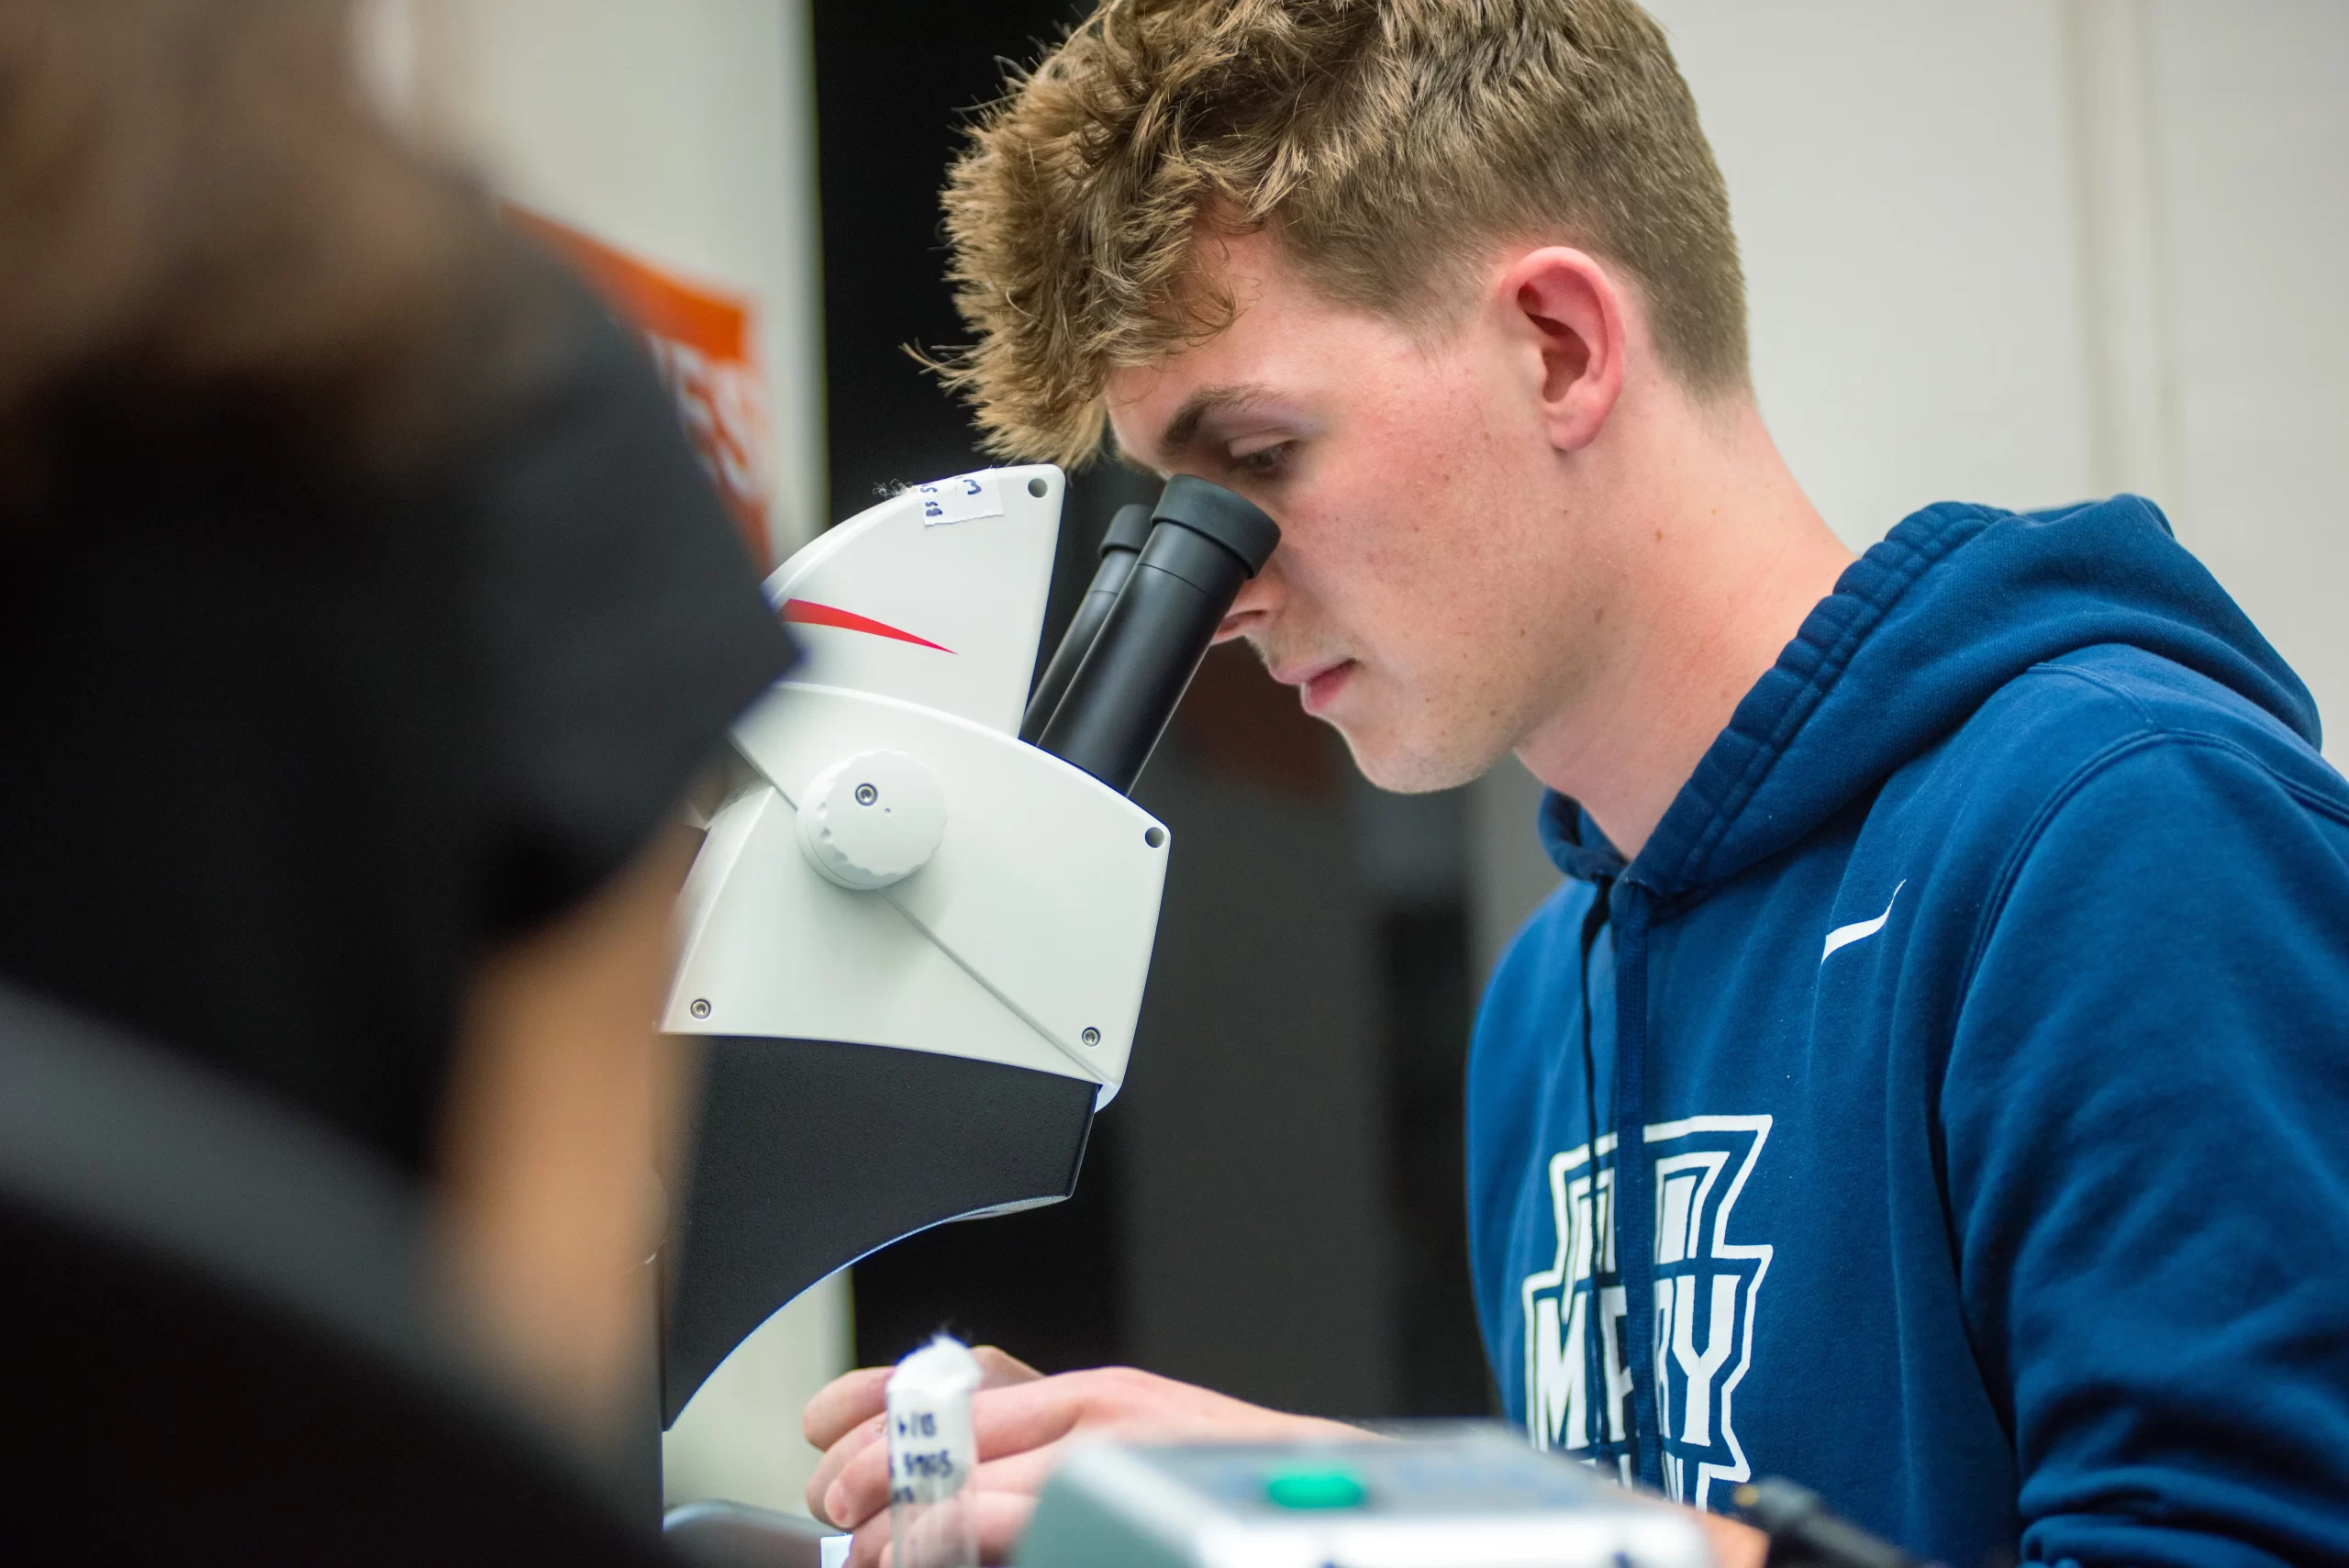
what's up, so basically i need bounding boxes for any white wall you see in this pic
[363,0,829,559]
[2142,1,2349,758]
[1655,0,2097,547]
[359,0,847,1515]
[1467,0,2349,971]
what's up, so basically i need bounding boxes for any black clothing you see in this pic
[0,270,795,1173]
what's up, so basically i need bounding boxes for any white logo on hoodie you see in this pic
[1522,1115,1775,1509]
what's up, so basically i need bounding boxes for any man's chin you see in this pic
[1337,724,1507,795]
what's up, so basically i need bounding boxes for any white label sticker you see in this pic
[912,472,1004,527]
[887,1396,976,1506]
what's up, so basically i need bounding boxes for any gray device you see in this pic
[1015,1426,1713,1568]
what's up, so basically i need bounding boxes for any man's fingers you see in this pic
[964,1373,1106,1460]
[964,1367,1334,1462]
[820,1415,896,1531]
[808,1349,1038,1449]
[807,1408,887,1526]
[805,1365,894,1449]
[845,1510,890,1568]
[810,1351,1043,1525]
[805,1365,900,1524]
[968,1439,1075,1500]
[822,1372,1081,1527]
[974,1345,1045,1388]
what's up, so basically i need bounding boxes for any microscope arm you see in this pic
[666,683,1168,1095]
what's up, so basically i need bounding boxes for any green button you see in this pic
[1264,1467,1367,1510]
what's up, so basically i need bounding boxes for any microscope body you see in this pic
[658,466,1171,1423]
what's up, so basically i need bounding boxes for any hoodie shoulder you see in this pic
[1957,640,2344,828]
[1869,635,2347,958]
[1639,495,2325,896]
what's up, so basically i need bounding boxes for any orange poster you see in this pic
[506,205,778,566]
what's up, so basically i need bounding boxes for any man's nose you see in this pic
[1213,566,1280,643]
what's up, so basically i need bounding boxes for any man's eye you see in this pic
[1230,441,1293,476]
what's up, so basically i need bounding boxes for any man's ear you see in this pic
[1496,247,1626,453]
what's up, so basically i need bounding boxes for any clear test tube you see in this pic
[886,1336,983,1568]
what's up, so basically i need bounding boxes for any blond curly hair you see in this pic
[937,0,1747,467]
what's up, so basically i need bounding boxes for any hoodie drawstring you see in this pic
[1609,882,1663,1491]
[1575,878,1612,1459]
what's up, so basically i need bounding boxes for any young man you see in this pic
[806,3,2349,1564]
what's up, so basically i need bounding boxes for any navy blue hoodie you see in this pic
[1466,497,2349,1568]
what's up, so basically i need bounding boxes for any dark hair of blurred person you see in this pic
[0,0,794,1450]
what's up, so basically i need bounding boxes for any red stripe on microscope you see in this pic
[779,598,954,654]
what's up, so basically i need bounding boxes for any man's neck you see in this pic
[1514,399,1853,862]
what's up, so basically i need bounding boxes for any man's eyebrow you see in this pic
[1153,383,1273,465]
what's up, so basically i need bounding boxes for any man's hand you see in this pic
[803,1349,1358,1566]
[1689,1509,1768,1568]
[802,1348,1765,1568]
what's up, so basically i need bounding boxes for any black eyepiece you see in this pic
[1152,474,1280,573]
[1035,479,1279,794]
[1019,504,1156,743]
[1100,500,1158,558]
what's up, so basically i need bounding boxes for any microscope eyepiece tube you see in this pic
[1035,476,1279,794]
[1019,503,1154,744]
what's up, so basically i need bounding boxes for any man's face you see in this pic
[1105,232,1616,792]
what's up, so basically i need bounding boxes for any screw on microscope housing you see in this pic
[1081,1027,1101,1047]
[689,999,711,1019]
[854,783,879,806]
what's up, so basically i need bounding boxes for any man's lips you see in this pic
[1278,658,1356,716]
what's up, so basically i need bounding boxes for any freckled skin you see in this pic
[1103,230,1850,856]
[1107,236,1619,793]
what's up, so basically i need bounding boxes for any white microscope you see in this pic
[656,464,1276,1426]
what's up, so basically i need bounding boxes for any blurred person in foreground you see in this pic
[805,2,2349,1564]
[0,0,791,1453]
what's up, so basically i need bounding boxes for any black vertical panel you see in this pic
[811,2,1143,509]
[810,0,1155,679]
[1376,907,1498,1417]
[809,3,1487,1417]
[1119,736,1397,1418]
[813,0,1142,1374]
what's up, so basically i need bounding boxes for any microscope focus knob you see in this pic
[795,750,947,890]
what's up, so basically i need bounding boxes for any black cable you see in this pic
[1733,1478,1930,1568]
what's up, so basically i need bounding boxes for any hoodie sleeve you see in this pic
[1942,733,2349,1568]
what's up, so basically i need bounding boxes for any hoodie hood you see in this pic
[1539,495,2318,895]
